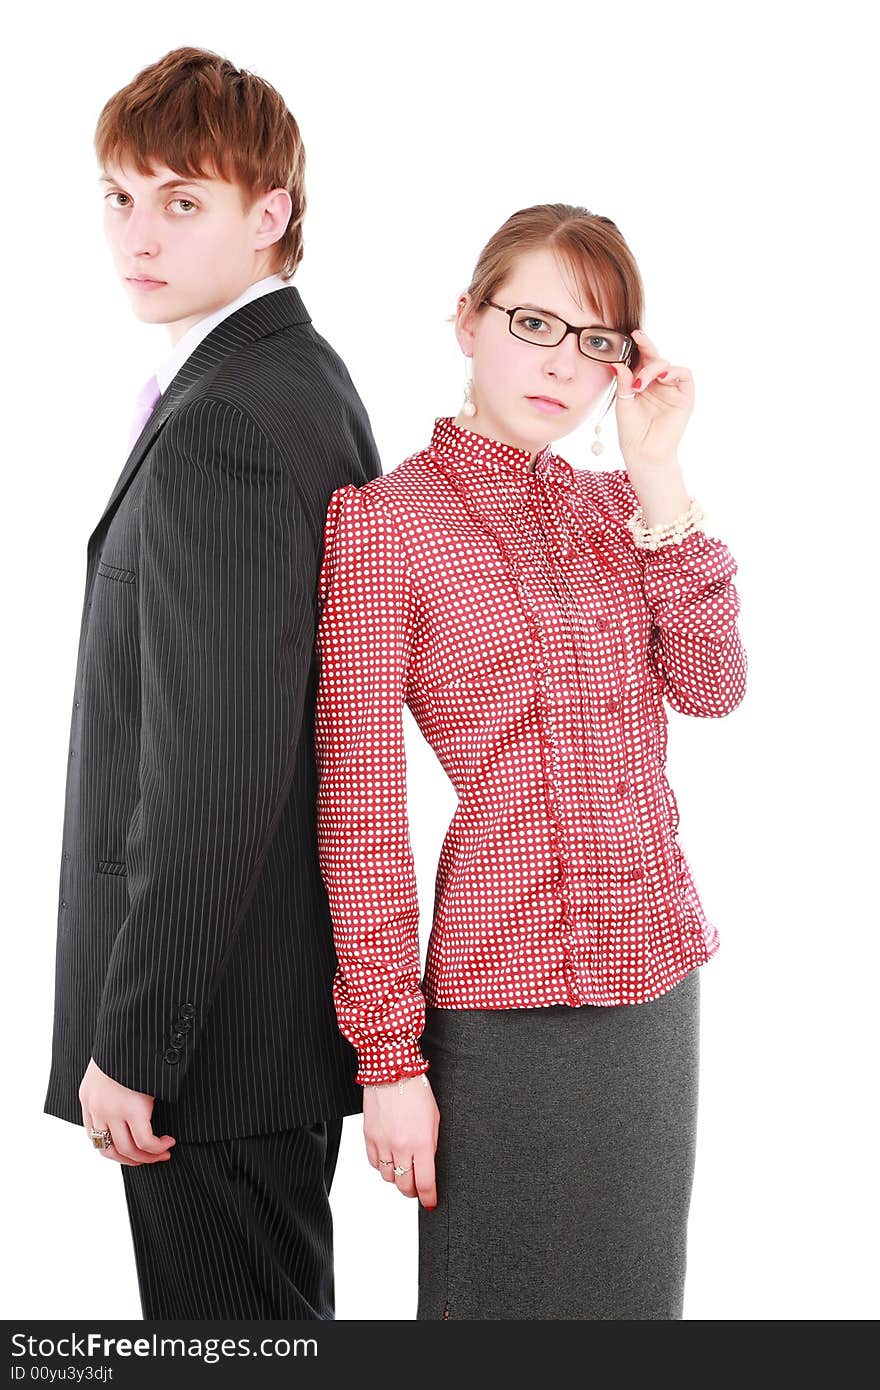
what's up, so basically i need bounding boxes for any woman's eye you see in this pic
[520,316,547,332]
[171,199,197,213]
[107,193,130,207]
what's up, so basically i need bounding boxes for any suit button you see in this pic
[163,1048,180,1064]
[69,748,76,758]
[60,900,67,909]
[74,701,80,709]
[63,851,71,861]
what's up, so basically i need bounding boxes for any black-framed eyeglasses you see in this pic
[481,299,635,365]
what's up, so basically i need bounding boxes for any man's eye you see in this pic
[102,194,197,213]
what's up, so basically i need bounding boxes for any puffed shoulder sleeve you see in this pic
[608,469,748,718]
[314,485,429,1087]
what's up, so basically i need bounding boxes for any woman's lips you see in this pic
[127,277,167,291]
[526,396,567,414]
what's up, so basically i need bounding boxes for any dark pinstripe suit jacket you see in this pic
[44,286,380,1141]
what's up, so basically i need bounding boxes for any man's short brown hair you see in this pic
[95,46,306,279]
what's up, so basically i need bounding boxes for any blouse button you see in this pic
[595,617,610,632]
[615,780,629,797]
[630,866,644,881]
[606,699,619,714]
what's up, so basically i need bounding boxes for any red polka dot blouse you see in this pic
[314,416,747,1086]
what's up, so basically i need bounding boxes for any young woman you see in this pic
[313,203,747,1320]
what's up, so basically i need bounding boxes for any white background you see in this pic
[2,0,876,1321]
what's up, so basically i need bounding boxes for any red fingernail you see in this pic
[632,377,642,389]
[658,371,668,379]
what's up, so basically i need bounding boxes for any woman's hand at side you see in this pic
[363,1073,440,1210]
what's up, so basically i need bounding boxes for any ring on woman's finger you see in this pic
[378,1157,393,1168]
[393,1164,411,1177]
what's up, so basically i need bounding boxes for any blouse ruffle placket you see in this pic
[530,467,639,982]
[426,442,589,1002]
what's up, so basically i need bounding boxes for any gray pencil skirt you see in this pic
[416,966,701,1320]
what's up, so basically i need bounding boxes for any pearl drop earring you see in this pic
[462,364,477,418]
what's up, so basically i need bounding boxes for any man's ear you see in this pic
[253,186,293,254]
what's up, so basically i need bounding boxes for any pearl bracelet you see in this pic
[626,496,707,551]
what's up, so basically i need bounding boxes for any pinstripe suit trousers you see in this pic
[120,1117,344,1319]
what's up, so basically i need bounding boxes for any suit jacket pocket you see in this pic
[97,560,136,584]
[96,859,127,876]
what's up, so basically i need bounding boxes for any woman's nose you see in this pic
[544,332,580,378]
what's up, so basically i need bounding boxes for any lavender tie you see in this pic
[127,374,161,448]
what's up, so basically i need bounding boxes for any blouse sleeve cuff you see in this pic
[354,1039,431,1088]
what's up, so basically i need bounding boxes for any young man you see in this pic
[43,46,380,1320]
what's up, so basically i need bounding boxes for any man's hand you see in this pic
[78,1058,176,1166]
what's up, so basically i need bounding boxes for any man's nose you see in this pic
[119,207,161,258]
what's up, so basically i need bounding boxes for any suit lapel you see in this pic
[88,286,311,551]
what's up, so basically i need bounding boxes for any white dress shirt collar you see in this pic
[154,272,290,395]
